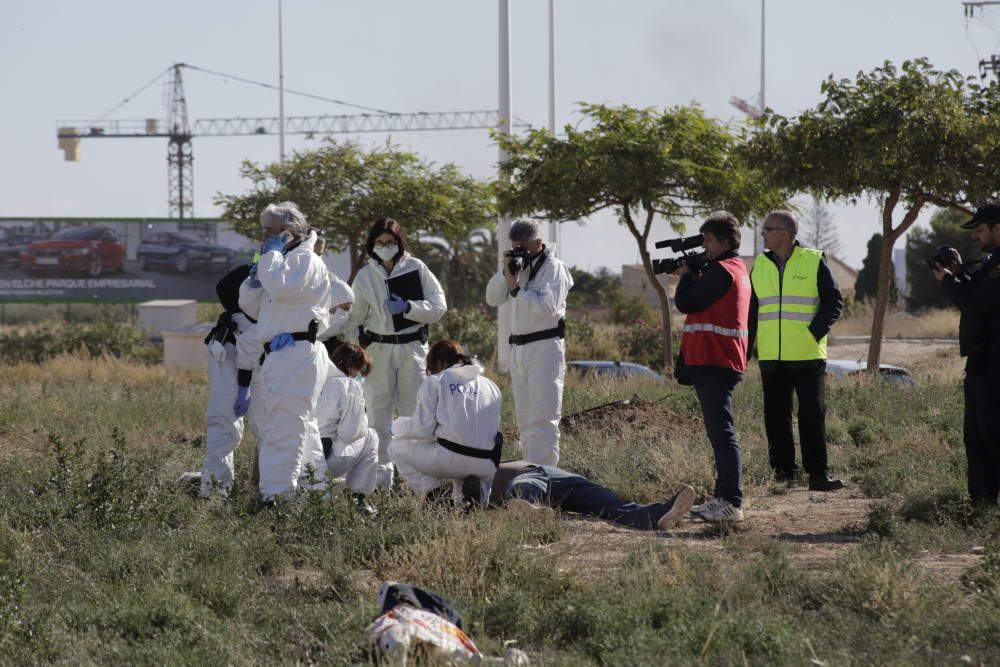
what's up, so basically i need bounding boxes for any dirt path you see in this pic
[524,486,982,585]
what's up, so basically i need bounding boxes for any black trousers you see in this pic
[964,374,1000,505]
[761,361,828,479]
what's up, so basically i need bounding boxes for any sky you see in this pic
[3,0,999,273]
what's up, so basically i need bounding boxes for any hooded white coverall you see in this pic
[317,357,379,495]
[200,310,264,497]
[248,231,333,500]
[344,254,447,488]
[485,250,573,466]
[388,363,502,500]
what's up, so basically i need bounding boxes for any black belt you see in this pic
[509,319,565,346]
[260,319,318,363]
[362,325,428,346]
[437,432,504,467]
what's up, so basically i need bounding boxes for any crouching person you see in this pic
[318,341,379,515]
[389,340,502,507]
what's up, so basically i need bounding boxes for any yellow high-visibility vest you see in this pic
[751,246,826,361]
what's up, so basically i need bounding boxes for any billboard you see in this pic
[0,218,257,302]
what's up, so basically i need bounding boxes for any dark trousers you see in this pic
[964,374,1000,505]
[761,361,828,479]
[505,466,669,530]
[689,365,743,508]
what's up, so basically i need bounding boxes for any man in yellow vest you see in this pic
[749,210,845,491]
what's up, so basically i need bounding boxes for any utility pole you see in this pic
[497,0,513,372]
[755,0,766,254]
[547,0,559,257]
[278,0,286,164]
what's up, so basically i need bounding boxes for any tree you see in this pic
[905,208,980,311]
[799,197,842,257]
[854,233,898,304]
[216,140,495,280]
[417,227,498,310]
[496,103,784,368]
[746,59,1000,371]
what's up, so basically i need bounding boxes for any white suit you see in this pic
[317,358,378,495]
[389,363,502,499]
[247,231,333,500]
[200,310,263,497]
[485,249,573,466]
[345,254,447,488]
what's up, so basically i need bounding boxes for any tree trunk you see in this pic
[622,206,674,370]
[866,192,924,372]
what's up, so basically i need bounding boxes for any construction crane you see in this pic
[963,1,1000,80]
[57,63,528,218]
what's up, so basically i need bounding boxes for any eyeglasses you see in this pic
[762,226,785,233]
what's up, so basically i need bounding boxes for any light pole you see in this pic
[497,0,513,371]
[547,0,560,256]
[278,0,286,164]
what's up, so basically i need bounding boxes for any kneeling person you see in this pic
[389,340,502,505]
[490,461,695,531]
[318,342,379,512]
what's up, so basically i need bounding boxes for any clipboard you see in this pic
[386,270,424,331]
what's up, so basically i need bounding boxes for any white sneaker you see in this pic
[701,499,744,523]
[657,485,696,529]
[690,497,723,518]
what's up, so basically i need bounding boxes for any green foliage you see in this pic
[216,140,495,279]
[906,208,981,311]
[497,103,784,367]
[432,306,497,363]
[417,227,498,310]
[855,233,899,303]
[0,319,157,364]
[618,318,664,367]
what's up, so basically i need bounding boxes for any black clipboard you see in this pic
[386,270,424,331]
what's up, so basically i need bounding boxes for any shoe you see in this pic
[808,475,844,492]
[701,499,744,523]
[353,493,378,517]
[774,471,797,486]
[656,485,696,530]
[174,471,202,496]
[423,485,451,507]
[690,497,724,518]
[460,475,484,512]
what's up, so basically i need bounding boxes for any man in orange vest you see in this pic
[674,213,751,523]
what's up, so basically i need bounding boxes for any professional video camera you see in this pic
[652,234,709,275]
[506,246,532,274]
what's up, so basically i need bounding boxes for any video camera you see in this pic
[925,245,961,270]
[506,246,532,274]
[652,234,709,275]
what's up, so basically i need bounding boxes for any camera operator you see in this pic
[932,203,1000,506]
[486,219,574,466]
[673,213,751,523]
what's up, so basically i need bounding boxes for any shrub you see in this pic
[0,319,158,364]
[619,318,664,367]
[431,307,496,363]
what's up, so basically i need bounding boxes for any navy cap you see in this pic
[962,203,1000,229]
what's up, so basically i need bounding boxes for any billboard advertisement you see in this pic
[0,218,257,302]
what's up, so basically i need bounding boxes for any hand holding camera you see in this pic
[927,245,962,283]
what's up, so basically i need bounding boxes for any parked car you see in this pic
[0,233,47,268]
[567,360,667,384]
[21,226,125,277]
[825,359,916,386]
[136,232,235,273]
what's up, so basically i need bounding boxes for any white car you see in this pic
[825,359,915,386]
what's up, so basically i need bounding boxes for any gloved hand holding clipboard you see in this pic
[385,270,423,332]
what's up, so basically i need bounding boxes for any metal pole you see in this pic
[278,0,286,164]
[754,0,766,255]
[497,0,512,372]
[547,0,559,257]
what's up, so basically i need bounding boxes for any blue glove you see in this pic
[234,386,251,417]
[269,332,295,351]
[386,293,409,316]
[261,234,286,255]
[247,262,261,288]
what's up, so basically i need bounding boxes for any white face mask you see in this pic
[374,244,398,261]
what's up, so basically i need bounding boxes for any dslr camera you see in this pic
[925,245,961,270]
[652,233,709,275]
[506,246,532,274]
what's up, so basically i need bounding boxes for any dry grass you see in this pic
[834,305,959,338]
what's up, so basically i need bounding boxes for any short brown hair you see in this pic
[366,218,408,262]
[765,210,798,238]
[426,339,473,375]
[330,342,372,377]
[700,213,741,251]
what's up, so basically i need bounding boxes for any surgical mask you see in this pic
[353,374,365,385]
[374,244,398,261]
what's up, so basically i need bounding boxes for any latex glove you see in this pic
[261,234,286,255]
[386,293,409,316]
[269,332,295,351]
[234,386,251,417]
[207,340,226,362]
[247,262,261,288]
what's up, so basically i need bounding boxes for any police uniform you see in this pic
[942,250,1000,504]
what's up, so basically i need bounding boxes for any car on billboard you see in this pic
[136,232,236,273]
[0,233,47,268]
[20,226,125,277]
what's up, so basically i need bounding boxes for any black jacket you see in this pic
[942,252,1000,376]
[747,245,844,369]
[674,250,739,314]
